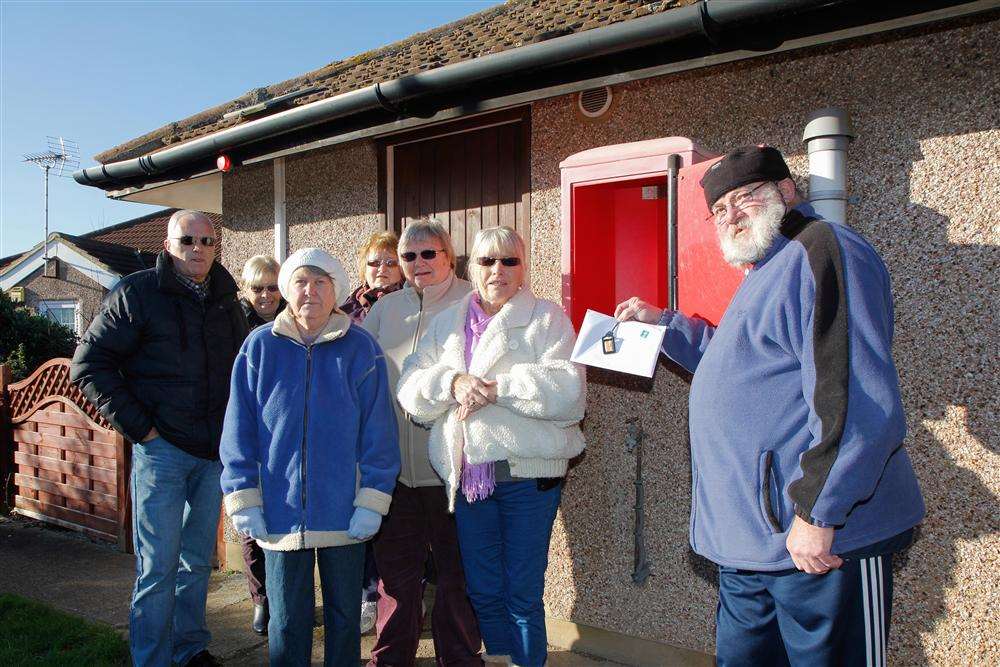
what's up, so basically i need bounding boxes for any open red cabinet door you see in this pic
[675,157,746,326]
[560,138,744,331]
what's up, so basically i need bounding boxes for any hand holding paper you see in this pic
[613,297,664,324]
[570,309,666,378]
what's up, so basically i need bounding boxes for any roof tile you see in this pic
[95,0,697,164]
[83,209,222,255]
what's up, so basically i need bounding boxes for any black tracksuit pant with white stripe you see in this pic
[716,530,913,667]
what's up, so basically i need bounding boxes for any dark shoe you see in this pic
[252,602,268,635]
[185,650,222,667]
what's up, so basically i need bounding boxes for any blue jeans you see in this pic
[265,543,365,666]
[129,436,222,667]
[454,479,562,667]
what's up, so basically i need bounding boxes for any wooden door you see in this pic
[386,110,530,269]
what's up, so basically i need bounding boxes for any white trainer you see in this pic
[360,600,377,634]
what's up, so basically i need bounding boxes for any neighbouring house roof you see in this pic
[81,208,222,254]
[1,235,127,292]
[57,234,158,276]
[95,0,697,164]
[80,208,179,252]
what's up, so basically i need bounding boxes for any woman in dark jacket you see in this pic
[236,254,285,635]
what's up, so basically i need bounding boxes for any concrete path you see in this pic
[0,515,618,665]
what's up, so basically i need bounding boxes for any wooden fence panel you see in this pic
[0,364,12,506]
[1,359,132,553]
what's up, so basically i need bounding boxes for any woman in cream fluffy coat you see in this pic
[397,226,585,667]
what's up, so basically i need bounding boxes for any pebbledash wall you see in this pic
[20,263,106,335]
[220,17,999,665]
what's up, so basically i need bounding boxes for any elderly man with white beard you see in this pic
[615,146,924,666]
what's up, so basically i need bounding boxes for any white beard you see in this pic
[717,193,786,267]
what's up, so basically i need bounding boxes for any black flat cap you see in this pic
[700,145,791,207]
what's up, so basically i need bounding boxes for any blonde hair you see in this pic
[467,226,527,296]
[398,218,456,270]
[356,231,400,282]
[240,254,280,288]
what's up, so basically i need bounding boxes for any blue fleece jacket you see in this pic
[220,310,400,551]
[661,205,924,570]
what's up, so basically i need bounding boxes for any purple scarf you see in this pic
[461,295,496,503]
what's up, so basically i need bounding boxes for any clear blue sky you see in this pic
[0,0,498,259]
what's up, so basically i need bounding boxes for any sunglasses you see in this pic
[474,256,521,267]
[249,284,279,294]
[170,235,217,247]
[400,249,446,262]
[366,258,399,268]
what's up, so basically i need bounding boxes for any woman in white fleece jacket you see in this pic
[397,227,585,667]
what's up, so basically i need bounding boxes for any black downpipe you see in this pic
[666,154,680,311]
[373,82,402,116]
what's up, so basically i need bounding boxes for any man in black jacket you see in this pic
[71,210,248,667]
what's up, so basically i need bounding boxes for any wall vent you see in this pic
[578,86,612,118]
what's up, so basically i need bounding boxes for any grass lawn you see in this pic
[0,594,129,666]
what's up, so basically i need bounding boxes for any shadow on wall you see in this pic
[879,139,999,664]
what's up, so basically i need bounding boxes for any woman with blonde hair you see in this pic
[239,254,285,329]
[341,231,404,325]
[398,226,586,666]
[362,218,481,665]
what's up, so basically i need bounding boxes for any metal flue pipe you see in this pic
[802,107,856,225]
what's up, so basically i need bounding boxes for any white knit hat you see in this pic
[277,248,350,302]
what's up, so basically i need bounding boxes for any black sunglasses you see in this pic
[170,235,217,247]
[474,256,521,267]
[366,258,399,268]
[248,284,279,294]
[400,249,446,262]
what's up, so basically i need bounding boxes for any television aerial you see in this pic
[22,137,81,261]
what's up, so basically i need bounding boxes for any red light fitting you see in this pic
[216,154,233,172]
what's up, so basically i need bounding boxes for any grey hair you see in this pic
[295,264,331,279]
[291,265,336,300]
[467,226,527,296]
[166,209,213,237]
[398,217,456,269]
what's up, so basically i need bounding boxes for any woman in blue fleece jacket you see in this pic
[220,248,400,667]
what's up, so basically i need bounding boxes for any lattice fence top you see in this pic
[6,358,112,429]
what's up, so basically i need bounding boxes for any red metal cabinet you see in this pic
[560,137,743,330]
[675,158,746,325]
